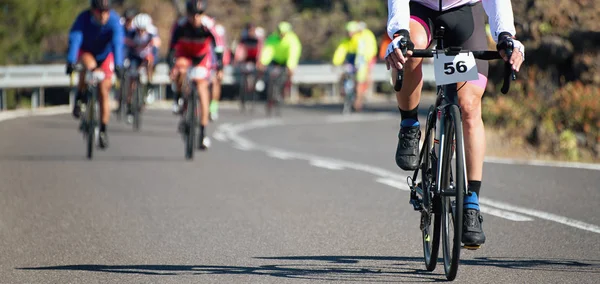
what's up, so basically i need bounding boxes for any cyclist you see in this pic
[167,0,224,150]
[66,0,124,149]
[121,8,138,59]
[332,21,368,111]
[234,23,265,65]
[357,21,378,110]
[385,0,525,248]
[258,21,302,103]
[124,13,161,122]
[208,22,230,121]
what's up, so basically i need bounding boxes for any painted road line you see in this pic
[266,150,295,160]
[309,159,345,170]
[480,197,600,234]
[219,117,600,234]
[375,178,533,222]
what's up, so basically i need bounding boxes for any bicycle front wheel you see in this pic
[185,87,197,160]
[86,91,96,160]
[422,106,441,272]
[133,80,143,131]
[440,104,465,281]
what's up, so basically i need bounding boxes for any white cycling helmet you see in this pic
[133,13,152,31]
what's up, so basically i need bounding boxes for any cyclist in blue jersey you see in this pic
[66,0,124,149]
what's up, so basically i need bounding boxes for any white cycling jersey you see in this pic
[131,24,159,58]
[387,0,516,43]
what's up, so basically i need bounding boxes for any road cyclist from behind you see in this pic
[122,13,161,123]
[332,21,373,113]
[233,22,265,110]
[66,0,124,149]
[258,21,302,113]
[167,0,225,150]
[386,0,525,249]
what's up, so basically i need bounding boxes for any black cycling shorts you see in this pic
[410,1,489,86]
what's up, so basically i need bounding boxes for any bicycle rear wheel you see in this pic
[440,104,465,281]
[422,106,441,271]
[185,87,197,160]
[86,90,96,160]
[239,72,247,112]
[133,80,143,131]
[118,75,128,122]
[342,77,355,115]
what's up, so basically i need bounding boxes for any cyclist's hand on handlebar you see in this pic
[385,30,414,71]
[65,63,75,75]
[497,34,525,73]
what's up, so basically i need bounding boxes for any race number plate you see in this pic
[433,52,479,86]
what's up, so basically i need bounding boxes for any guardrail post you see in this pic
[39,87,45,107]
[0,88,5,111]
[31,90,38,109]
[290,83,299,103]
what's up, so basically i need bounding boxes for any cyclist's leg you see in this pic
[355,62,369,111]
[171,57,190,113]
[97,53,115,148]
[393,2,433,171]
[74,52,98,118]
[210,68,222,120]
[439,1,488,246]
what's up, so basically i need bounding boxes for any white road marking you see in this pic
[266,150,295,160]
[217,116,600,234]
[212,131,227,142]
[375,178,533,222]
[309,159,345,170]
[485,157,600,171]
[479,205,534,222]
[480,197,600,234]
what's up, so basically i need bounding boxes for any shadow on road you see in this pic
[17,255,599,282]
[0,154,188,163]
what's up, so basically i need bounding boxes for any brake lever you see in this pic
[394,38,409,92]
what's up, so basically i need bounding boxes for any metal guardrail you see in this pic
[0,63,435,110]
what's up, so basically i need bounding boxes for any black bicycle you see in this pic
[340,63,357,115]
[238,62,258,113]
[265,64,287,117]
[70,65,105,160]
[178,65,204,160]
[396,26,516,281]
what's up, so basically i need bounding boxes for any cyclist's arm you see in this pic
[332,42,348,66]
[387,0,410,40]
[481,0,517,42]
[286,34,302,71]
[205,18,226,69]
[259,35,277,67]
[67,13,86,64]
[110,12,124,68]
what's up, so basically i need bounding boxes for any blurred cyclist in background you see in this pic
[167,0,225,150]
[121,8,138,59]
[234,23,265,66]
[259,21,302,102]
[357,21,378,110]
[66,0,124,149]
[123,13,160,122]
[332,21,368,111]
[208,21,230,121]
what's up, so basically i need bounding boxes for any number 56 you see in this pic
[444,61,467,75]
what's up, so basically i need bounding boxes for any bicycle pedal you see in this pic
[463,244,482,250]
[409,198,423,211]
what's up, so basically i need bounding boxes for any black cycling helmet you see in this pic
[91,0,111,10]
[186,0,207,15]
[124,8,138,20]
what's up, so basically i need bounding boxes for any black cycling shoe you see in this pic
[462,208,486,249]
[98,131,109,150]
[72,101,82,119]
[395,125,421,170]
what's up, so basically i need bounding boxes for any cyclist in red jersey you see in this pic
[167,0,225,149]
[234,23,265,65]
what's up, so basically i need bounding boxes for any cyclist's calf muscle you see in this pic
[396,20,429,111]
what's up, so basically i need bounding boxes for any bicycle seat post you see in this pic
[435,26,445,50]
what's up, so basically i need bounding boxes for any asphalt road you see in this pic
[0,101,599,283]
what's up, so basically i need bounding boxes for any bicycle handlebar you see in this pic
[394,48,517,94]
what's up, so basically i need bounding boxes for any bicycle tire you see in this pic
[247,73,257,114]
[342,76,355,115]
[422,105,441,271]
[185,86,197,160]
[239,72,247,112]
[440,104,465,281]
[266,77,274,117]
[133,80,142,131]
[119,75,128,122]
[86,90,96,160]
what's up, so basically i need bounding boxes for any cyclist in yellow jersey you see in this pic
[332,21,369,111]
[357,21,378,109]
[259,22,302,76]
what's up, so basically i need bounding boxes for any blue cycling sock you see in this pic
[464,192,480,210]
[401,119,420,127]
